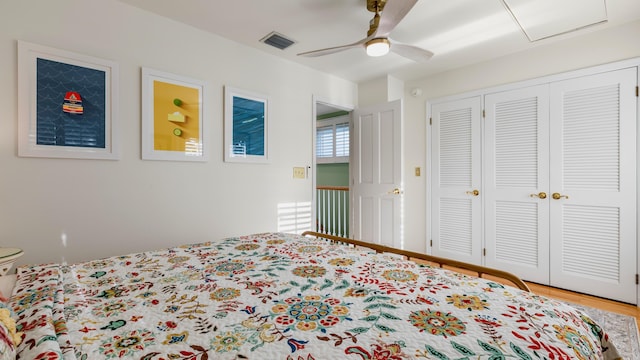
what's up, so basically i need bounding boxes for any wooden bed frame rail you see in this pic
[301,231,531,292]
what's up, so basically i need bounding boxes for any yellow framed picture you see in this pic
[142,68,208,161]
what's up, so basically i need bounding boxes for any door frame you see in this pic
[426,92,486,257]
[312,95,354,236]
[425,93,484,265]
[636,66,640,307]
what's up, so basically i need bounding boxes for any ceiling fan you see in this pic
[297,0,433,62]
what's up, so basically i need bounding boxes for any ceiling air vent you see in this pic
[260,31,296,50]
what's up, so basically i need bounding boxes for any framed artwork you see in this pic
[142,68,208,161]
[17,41,119,159]
[224,86,269,163]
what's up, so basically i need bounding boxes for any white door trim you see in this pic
[312,95,354,235]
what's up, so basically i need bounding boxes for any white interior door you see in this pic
[430,97,482,264]
[484,85,550,283]
[549,68,637,303]
[352,100,403,248]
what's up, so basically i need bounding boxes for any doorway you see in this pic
[313,100,352,238]
[312,98,404,247]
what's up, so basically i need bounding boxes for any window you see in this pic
[316,116,349,163]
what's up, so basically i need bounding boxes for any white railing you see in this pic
[316,186,349,238]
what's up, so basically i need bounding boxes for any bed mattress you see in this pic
[9,232,620,359]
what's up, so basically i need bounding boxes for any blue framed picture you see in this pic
[18,41,119,159]
[224,86,269,163]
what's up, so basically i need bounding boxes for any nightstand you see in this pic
[0,248,23,276]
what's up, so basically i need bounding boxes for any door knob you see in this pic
[530,192,547,199]
[465,189,479,196]
[552,192,569,200]
[388,188,403,195]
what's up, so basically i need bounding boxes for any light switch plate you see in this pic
[415,167,421,176]
[293,167,306,179]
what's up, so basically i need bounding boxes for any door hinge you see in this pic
[636,274,639,285]
[636,86,639,97]
[430,239,433,247]
[429,117,432,125]
[482,109,485,118]
[483,248,486,256]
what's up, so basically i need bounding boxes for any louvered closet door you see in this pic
[549,68,637,303]
[431,97,482,264]
[484,85,550,283]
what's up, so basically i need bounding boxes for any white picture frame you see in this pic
[17,41,119,160]
[224,86,269,163]
[141,68,209,162]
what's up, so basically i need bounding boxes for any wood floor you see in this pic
[526,281,640,323]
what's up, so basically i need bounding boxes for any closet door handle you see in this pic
[465,189,479,196]
[552,192,569,200]
[530,192,547,199]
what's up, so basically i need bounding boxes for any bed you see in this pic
[4,232,620,359]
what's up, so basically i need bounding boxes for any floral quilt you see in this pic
[10,232,620,359]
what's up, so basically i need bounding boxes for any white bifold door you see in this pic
[547,69,637,303]
[484,84,551,284]
[432,67,637,303]
[430,97,483,265]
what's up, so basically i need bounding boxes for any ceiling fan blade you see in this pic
[297,37,370,57]
[376,0,418,37]
[390,41,433,63]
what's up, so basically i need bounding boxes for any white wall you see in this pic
[358,75,405,106]
[396,20,640,252]
[0,0,357,267]
[4,1,639,267]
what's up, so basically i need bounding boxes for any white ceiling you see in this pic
[118,0,640,83]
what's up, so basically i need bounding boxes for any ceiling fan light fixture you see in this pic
[365,38,390,57]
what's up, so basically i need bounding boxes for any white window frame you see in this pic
[316,115,349,164]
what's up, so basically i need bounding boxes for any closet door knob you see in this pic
[552,192,569,200]
[530,192,547,199]
[465,189,479,196]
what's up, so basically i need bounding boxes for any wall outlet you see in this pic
[293,167,306,179]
